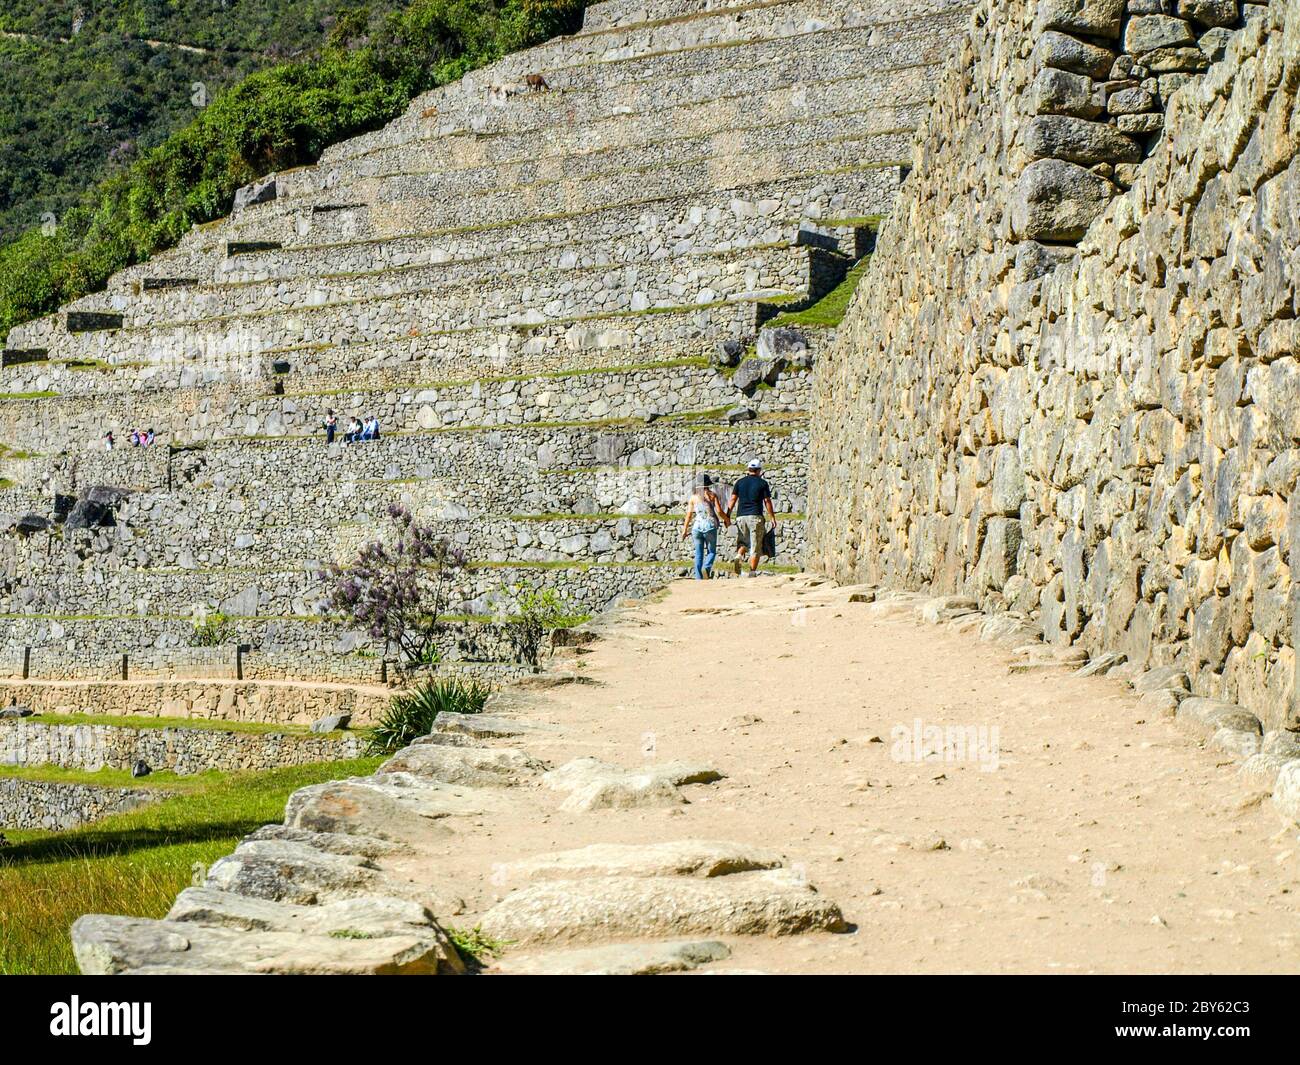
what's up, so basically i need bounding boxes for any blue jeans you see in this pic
[692,523,718,579]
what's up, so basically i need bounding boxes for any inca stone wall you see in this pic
[0,777,162,830]
[810,0,1300,730]
[0,0,972,691]
[0,720,364,775]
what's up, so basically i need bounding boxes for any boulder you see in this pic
[479,868,846,945]
[1273,761,1300,824]
[0,705,33,718]
[430,711,558,739]
[64,498,115,531]
[282,779,456,844]
[1132,665,1189,694]
[14,513,49,536]
[712,338,744,368]
[130,760,151,778]
[725,406,757,424]
[757,326,810,368]
[732,357,783,395]
[204,839,381,905]
[1174,697,1262,736]
[309,712,351,734]
[233,175,278,213]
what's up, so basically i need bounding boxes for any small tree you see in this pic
[319,503,467,668]
[499,582,569,670]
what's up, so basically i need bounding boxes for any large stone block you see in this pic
[1035,0,1126,39]
[1010,159,1116,241]
[1023,115,1143,166]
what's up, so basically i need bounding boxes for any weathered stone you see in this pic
[479,868,846,945]
[1034,0,1126,38]
[1272,761,1300,823]
[72,913,453,975]
[431,711,558,739]
[1036,30,1116,78]
[1177,0,1239,28]
[1010,159,1115,242]
[1024,115,1143,166]
[496,840,786,883]
[378,744,546,788]
[1175,698,1263,737]
[1124,14,1196,55]
[310,712,351,733]
[283,779,455,844]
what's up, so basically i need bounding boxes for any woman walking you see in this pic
[681,474,727,580]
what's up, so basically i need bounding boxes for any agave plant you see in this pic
[365,677,492,755]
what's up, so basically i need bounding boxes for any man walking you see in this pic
[728,458,777,577]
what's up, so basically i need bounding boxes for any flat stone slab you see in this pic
[379,744,547,788]
[204,838,382,905]
[497,840,786,883]
[432,711,560,739]
[168,886,434,935]
[542,757,725,812]
[283,779,457,844]
[479,868,846,945]
[72,914,456,975]
[492,939,731,975]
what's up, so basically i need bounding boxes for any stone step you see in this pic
[327,0,969,161]
[3,506,809,572]
[0,364,810,453]
[3,300,775,397]
[287,97,917,213]
[4,417,807,497]
[110,242,827,331]
[0,555,740,622]
[28,243,828,363]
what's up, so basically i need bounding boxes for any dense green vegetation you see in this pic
[0,1,414,244]
[0,0,586,343]
[0,757,383,974]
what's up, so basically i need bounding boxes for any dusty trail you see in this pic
[441,573,1299,974]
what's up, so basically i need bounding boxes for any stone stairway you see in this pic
[0,0,971,696]
[71,595,850,975]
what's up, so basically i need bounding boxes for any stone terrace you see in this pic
[0,0,971,702]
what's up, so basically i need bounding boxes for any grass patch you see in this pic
[22,710,346,738]
[0,757,383,975]
[445,924,509,969]
[0,763,197,790]
[764,255,873,331]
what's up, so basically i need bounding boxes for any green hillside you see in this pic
[0,0,584,343]
[0,1,415,245]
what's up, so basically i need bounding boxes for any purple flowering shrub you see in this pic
[318,503,467,667]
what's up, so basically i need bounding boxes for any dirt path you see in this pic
[434,574,1299,974]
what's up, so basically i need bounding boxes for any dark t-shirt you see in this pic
[732,475,771,517]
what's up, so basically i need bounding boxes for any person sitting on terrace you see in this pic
[345,417,362,443]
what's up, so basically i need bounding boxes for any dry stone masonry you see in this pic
[0,0,974,706]
[810,0,1300,757]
